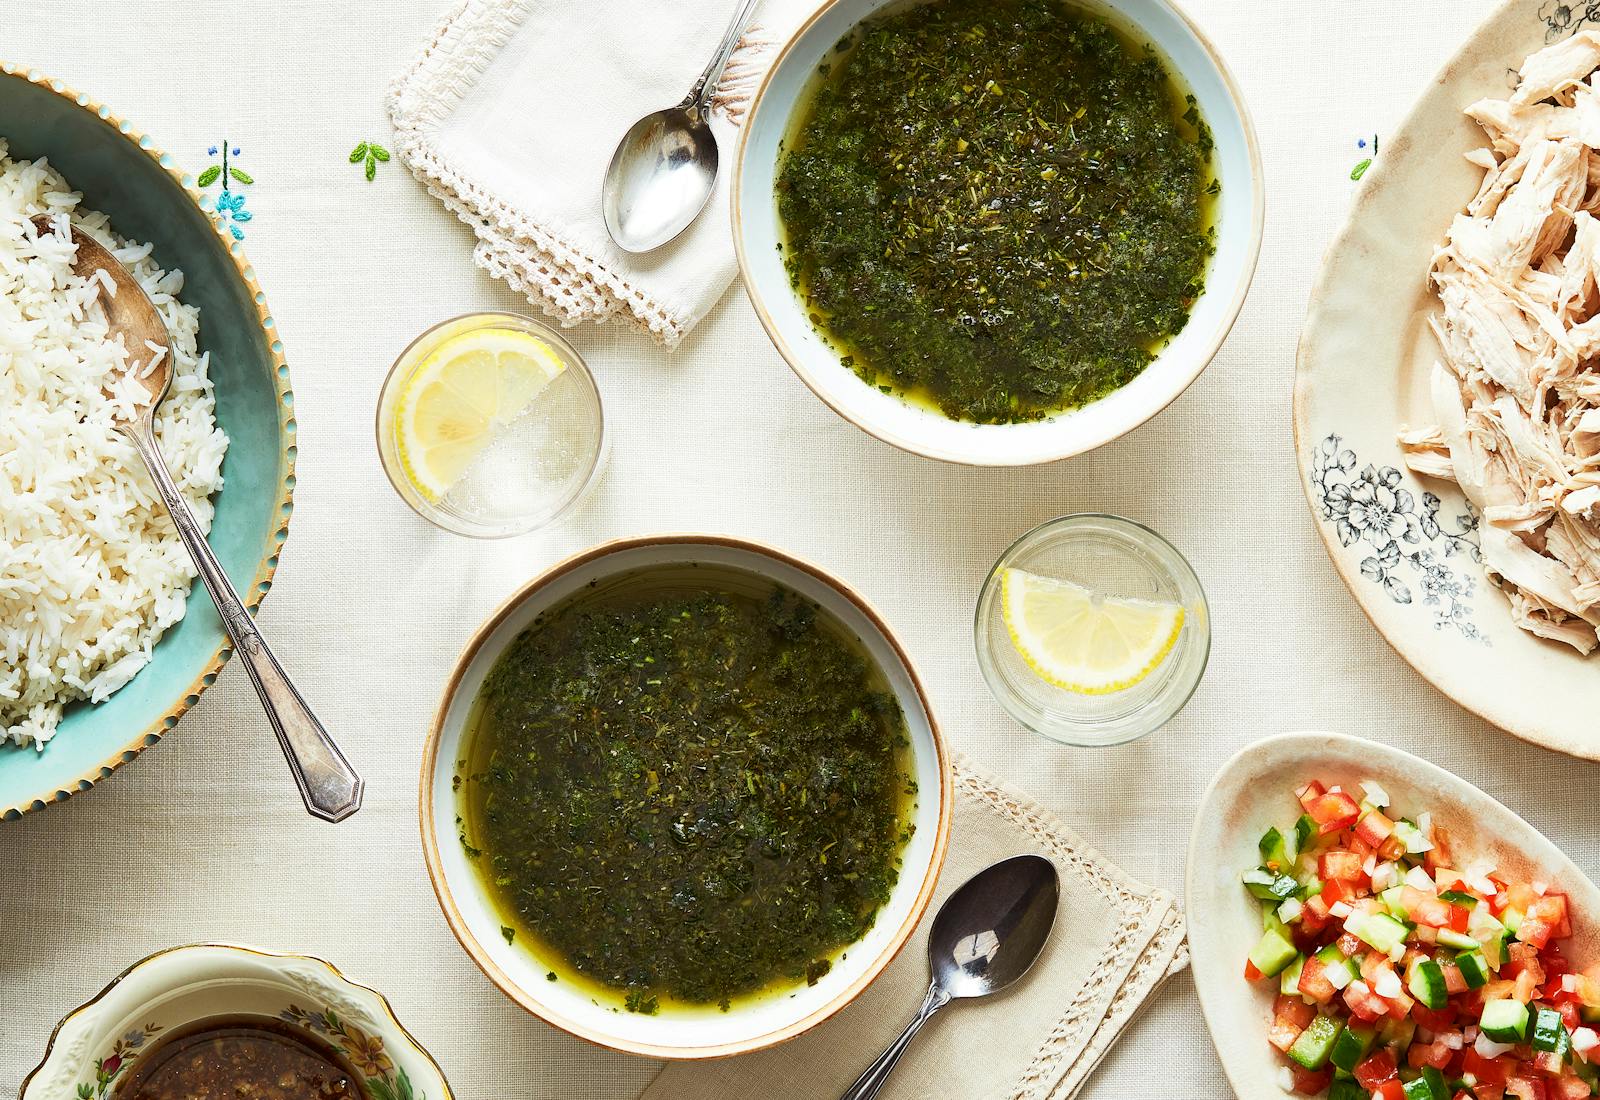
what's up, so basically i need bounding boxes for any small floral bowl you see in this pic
[19,944,453,1100]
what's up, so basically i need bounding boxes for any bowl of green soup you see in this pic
[420,534,951,1059]
[735,0,1262,465]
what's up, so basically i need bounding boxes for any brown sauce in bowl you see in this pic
[114,1015,366,1100]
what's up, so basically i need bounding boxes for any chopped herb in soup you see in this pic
[777,0,1218,423]
[459,578,915,1013]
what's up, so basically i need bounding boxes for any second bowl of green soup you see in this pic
[420,535,950,1059]
[735,0,1263,465]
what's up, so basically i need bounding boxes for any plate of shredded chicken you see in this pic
[1298,8,1600,760]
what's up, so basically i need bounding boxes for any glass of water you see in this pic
[375,312,606,538]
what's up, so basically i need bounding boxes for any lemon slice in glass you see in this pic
[394,328,567,502]
[1000,568,1185,695]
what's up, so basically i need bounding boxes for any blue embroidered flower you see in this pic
[196,140,258,239]
[213,189,252,240]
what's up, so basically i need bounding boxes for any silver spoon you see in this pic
[601,0,761,253]
[840,854,1060,1100]
[34,214,364,824]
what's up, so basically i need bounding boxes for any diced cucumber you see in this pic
[1288,1014,1341,1070]
[1439,889,1478,908]
[1329,1023,1376,1073]
[1407,959,1448,1010]
[1533,1006,1571,1055]
[1249,927,1298,979]
[1351,911,1409,955]
[1296,878,1323,901]
[1294,813,1316,853]
[1480,998,1531,1043]
[1381,885,1407,919]
[1264,908,1289,937]
[1503,907,1524,934]
[1436,927,1478,951]
[1328,1080,1367,1100]
[1454,950,1491,989]
[1378,1015,1417,1057]
[1280,954,1305,996]
[1403,1066,1448,1100]
[1244,866,1299,901]
[1259,825,1296,870]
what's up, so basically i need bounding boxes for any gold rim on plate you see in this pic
[417,533,954,1060]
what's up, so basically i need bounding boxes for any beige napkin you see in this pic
[386,0,809,347]
[640,755,1188,1100]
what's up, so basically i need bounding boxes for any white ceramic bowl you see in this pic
[733,0,1264,466]
[20,943,453,1100]
[1186,731,1600,1099]
[419,534,952,1059]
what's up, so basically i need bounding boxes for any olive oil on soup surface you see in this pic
[457,566,918,1016]
[777,0,1219,424]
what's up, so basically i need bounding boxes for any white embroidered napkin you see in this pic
[387,0,807,347]
[640,756,1189,1100]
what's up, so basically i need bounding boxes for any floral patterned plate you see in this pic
[18,944,452,1100]
[1294,0,1600,761]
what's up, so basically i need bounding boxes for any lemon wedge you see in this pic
[394,328,566,501]
[1000,568,1184,694]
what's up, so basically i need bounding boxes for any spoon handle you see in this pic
[683,0,762,117]
[123,420,364,823]
[838,981,952,1100]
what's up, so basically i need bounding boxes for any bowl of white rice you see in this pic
[0,63,294,818]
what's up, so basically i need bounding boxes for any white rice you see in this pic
[0,140,228,747]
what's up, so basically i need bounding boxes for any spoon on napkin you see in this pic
[32,214,364,824]
[840,854,1061,1100]
[601,0,761,252]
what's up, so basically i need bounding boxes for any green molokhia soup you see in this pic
[458,576,916,1014]
[778,0,1218,423]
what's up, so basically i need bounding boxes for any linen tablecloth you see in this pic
[5,2,1600,1098]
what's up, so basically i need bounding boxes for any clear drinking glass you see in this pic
[375,312,606,538]
[974,514,1210,746]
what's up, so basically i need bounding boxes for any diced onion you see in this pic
[1573,1027,1599,1060]
[1440,1031,1464,1051]
[1277,1066,1296,1091]
[1371,862,1399,892]
[1419,811,1433,836]
[1475,1031,1514,1059]
[1405,865,1435,890]
[1564,975,1579,993]
[1361,780,1391,807]
[1533,880,1548,896]
[1388,942,1406,963]
[1362,855,1377,876]
[1277,897,1304,923]
[1330,901,1352,918]
[1374,969,1403,998]
[1327,964,1354,990]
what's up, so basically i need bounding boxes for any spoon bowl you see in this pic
[841,854,1060,1099]
[601,0,760,253]
[602,108,720,254]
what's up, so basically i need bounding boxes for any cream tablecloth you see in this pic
[6,1,1600,1097]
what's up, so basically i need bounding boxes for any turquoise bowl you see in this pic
[0,64,295,819]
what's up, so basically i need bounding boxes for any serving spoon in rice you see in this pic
[32,214,364,824]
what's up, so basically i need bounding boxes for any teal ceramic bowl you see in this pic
[0,64,295,819]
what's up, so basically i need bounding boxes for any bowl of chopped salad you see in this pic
[1187,732,1600,1100]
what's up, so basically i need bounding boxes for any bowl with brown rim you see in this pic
[418,533,951,1059]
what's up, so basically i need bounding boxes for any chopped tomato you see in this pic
[1337,931,1363,957]
[1321,876,1359,907]
[1425,825,1454,872]
[1554,1079,1590,1100]
[1321,849,1366,883]
[1308,791,1362,834]
[1356,1048,1400,1089]
[1344,980,1389,1022]
[1507,1077,1549,1100]
[1243,958,1263,982]
[1411,1004,1455,1032]
[1447,903,1471,933]
[1374,1080,1406,1100]
[1355,808,1396,846]
[1408,1039,1455,1070]
[1463,1049,1513,1087]
[1296,956,1337,1004]
[1289,1065,1332,1095]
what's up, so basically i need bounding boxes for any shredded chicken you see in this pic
[1401,31,1600,654]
